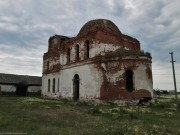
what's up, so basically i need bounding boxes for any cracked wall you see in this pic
[42,19,153,103]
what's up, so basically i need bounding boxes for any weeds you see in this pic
[0,95,179,135]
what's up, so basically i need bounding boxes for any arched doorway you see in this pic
[16,81,27,96]
[126,70,134,92]
[73,74,80,100]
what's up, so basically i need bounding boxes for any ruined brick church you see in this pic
[42,19,153,104]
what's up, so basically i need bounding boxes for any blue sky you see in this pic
[0,0,180,91]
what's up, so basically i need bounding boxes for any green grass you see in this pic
[0,95,180,135]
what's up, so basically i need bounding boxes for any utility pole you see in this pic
[169,52,178,104]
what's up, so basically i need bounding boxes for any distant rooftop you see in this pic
[0,73,42,85]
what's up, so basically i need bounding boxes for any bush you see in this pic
[123,50,152,59]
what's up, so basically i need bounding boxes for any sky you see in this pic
[0,0,180,91]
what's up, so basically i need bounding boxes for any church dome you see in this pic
[77,19,121,37]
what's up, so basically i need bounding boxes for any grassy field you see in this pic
[0,95,180,135]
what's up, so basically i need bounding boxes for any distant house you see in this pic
[0,73,42,96]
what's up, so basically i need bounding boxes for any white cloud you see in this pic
[0,0,180,90]
[152,60,180,91]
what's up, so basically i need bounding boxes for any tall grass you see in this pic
[0,95,180,135]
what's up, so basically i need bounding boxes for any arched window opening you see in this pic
[84,40,89,59]
[126,70,134,92]
[75,45,80,61]
[53,78,55,93]
[73,74,80,101]
[67,48,71,63]
[48,79,50,92]
[58,78,59,92]
[47,61,49,70]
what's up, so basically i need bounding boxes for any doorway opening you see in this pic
[16,81,27,96]
[73,74,80,100]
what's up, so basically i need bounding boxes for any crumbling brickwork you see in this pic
[42,19,153,104]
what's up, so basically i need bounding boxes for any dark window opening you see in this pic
[73,74,80,101]
[84,40,89,59]
[126,70,134,92]
[75,45,80,60]
[53,78,55,93]
[47,61,49,70]
[58,78,59,92]
[67,48,71,63]
[48,79,50,92]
